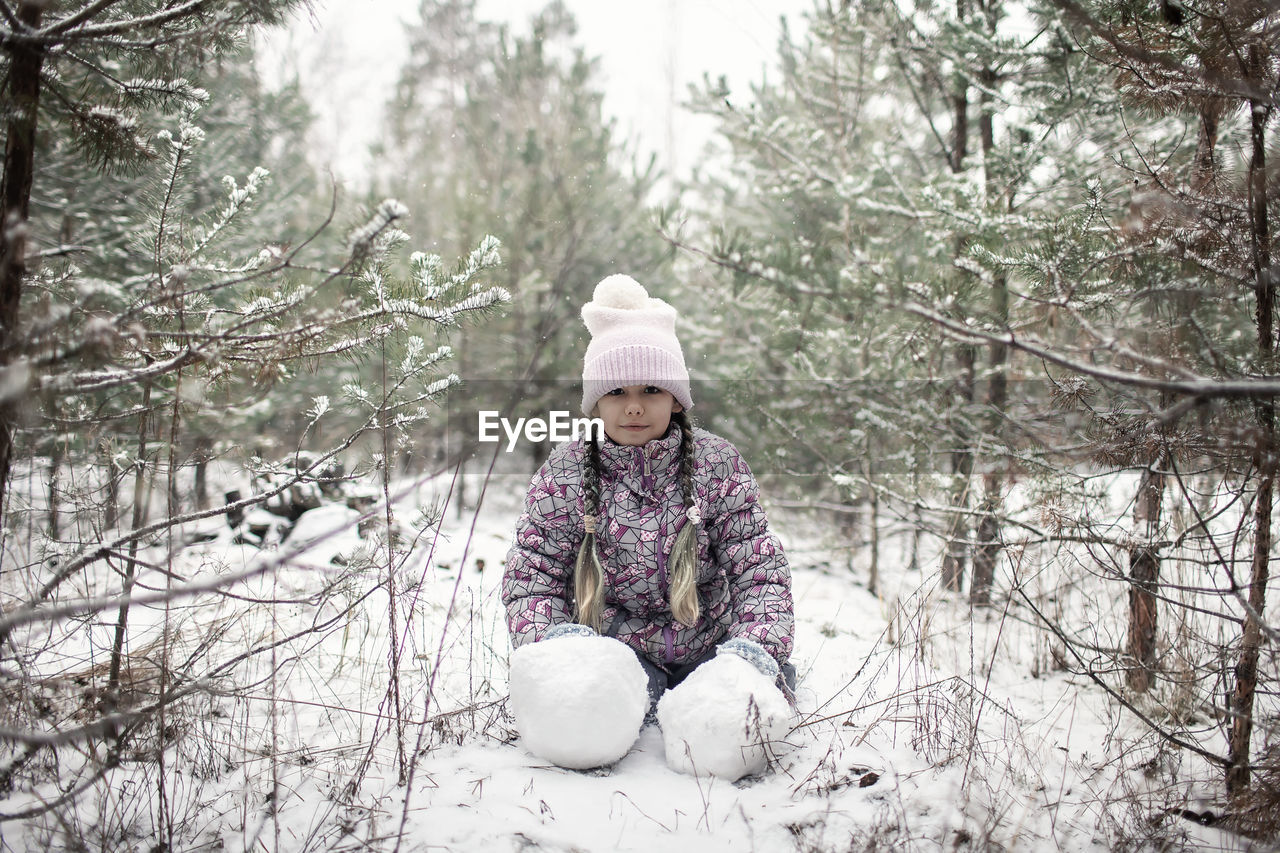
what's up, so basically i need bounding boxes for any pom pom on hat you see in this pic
[592,274,650,310]
[581,275,693,416]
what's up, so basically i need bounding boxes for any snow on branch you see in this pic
[348,199,410,256]
[901,299,1280,400]
[189,167,271,256]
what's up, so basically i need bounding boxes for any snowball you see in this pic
[284,499,358,545]
[591,274,650,310]
[657,653,792,781]
[508,635,648,769]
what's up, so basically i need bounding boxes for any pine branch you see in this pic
[40,0,129,38]
[1051,0,1280,104]
[44,0,212,40]
[110,184,343,332]
[44,347,201,394]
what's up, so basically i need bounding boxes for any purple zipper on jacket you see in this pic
[636,441,687,666]
[639,445,654,492]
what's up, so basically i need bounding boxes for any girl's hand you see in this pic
[658,643,791,780]
[716,637,780,678]
[543,622,597,641]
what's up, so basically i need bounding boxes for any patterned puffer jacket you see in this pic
[502,424,794,669]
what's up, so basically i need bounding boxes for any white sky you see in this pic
[262,0,811,186]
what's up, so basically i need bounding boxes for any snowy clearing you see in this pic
[1,459,1265,852]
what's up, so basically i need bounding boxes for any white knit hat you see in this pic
[580,274,693,416]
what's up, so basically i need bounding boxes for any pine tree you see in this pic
[683,2,1056,591]
[1034,1,1275,810]
[0,0,314,523]
[689,3,1279,810]
[0,6,512,834]
[26,36,324,531]
[377,0,674,471]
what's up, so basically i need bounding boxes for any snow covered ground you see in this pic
[0,454,1269,851]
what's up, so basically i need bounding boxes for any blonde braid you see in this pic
[573,434,606,630]
[667,411,701,626]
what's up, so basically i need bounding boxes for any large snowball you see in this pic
[508,635,649,769]
[657,653,792,781]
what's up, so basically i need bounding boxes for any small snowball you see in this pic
[591,274,650,310]
[657,654,791,781]
[287,504,360,549]
[509,636,648,769]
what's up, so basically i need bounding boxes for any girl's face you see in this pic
[594,385,682,446]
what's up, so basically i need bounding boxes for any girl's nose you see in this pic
[625,397,643,415]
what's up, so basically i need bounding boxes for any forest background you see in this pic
[0,0,1278,849]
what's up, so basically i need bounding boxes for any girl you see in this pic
[502,274,795,774]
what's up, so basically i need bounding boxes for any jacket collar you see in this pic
[595,422,683,494]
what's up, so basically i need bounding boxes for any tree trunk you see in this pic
[101,440,120,530]
[1126,466,1164,693]
[867,457,879,597]
[941,345,975,592]
[46,437,63,540]
[950,88,968,174]
[1191,103,1221,192]
[839,509,857,574]
[1123,102,1218,692]
[971,269,1008,605]
[970,43,1007,607]
[192,434,212,511]
[1228,474,1271,795]
[1122,103,1218,691]
[910,464,922,573]
[379,345,407,784]
[0,2,47,520]
[168,458,182,516]
[970,495,1000,606]
[941,7,972,591]
[107,382,153,698]
[1227,43,1274,796]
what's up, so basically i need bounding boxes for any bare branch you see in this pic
[901,299,1280,399]
[1012,579,1231,767]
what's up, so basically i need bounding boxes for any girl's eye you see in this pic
[606,388,624,396]
[644,386,661,394]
